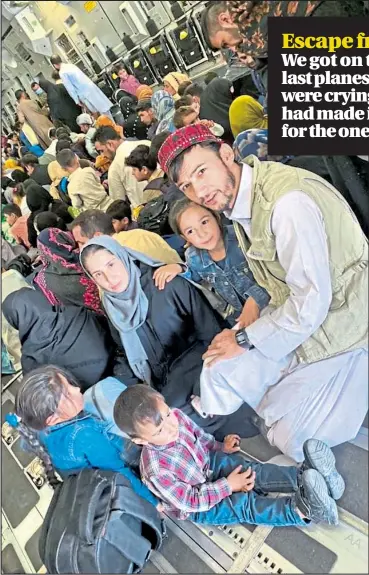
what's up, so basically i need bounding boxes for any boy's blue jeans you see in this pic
[189,451,306,527]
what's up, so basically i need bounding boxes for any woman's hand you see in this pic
[236,297,260,329]
[153,264,183,290]
[202,329,245,366]
[223,434,241,454]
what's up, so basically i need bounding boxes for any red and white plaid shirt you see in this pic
[140,409,231,519]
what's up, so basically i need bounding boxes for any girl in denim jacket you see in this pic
[153,198,270,327]
[7,365,159,508]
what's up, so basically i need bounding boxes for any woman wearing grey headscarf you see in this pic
[80,235,258,440]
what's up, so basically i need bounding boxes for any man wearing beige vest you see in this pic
[158,125,368,462]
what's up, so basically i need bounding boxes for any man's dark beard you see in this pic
[213,162,237,212]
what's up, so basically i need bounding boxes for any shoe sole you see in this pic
[303,439,345,500]
[302,469,339,525]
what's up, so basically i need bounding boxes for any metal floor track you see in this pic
[2,373,368,574]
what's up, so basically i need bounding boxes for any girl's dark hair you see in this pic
[15,365,81,488]
[168,196,221,236]
[80,244,108,272]
[168,140,222,184]
[113,385,163,438]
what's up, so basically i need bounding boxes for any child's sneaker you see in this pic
[302,439,345,500]
[296,469,339,525]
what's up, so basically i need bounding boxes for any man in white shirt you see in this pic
[158,124,368,462]
[93,125,150,207]
[50,55,113,117]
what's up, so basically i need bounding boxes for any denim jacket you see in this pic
[183,226,270,317]
[39,411,158,507]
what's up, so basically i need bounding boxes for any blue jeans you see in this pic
[189,452,305,527]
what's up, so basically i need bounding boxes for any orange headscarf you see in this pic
[136,85,153,101]
[95,155,111,174]
[95,115,123,138]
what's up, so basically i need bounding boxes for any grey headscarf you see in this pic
[80,235,163,382]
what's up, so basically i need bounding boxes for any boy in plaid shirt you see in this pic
[114,386,344,527]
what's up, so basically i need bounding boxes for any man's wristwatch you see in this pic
[235,329,254,350]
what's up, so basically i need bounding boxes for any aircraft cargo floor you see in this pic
[2,372,368,574]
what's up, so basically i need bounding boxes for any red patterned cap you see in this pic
[158,124,222,174]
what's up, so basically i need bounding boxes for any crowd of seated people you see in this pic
[1,1,368,539]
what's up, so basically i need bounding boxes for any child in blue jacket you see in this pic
[153,197,270,327]
[7,365,159,508]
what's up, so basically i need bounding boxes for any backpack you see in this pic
[39,468,166,574]
[137,194,170,236]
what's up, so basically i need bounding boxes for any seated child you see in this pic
[8,365,159,509]
[153,198,270,327]
[106,199,138,233]
[2,203,31,248]
[114,386,344,526]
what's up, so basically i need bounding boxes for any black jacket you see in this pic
[3,288,119,392]
[30,164,52,187]
[38,78,81,132]
[108,263,257,440]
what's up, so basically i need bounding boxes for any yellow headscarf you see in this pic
[229,96,268,138]
[3,159,20,171]
[136,85,153,101]
[163,72,191,100]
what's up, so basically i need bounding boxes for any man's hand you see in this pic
[227,466,256,493]
[223,434,241,454]
[202,329,245,366]
[236,297,260,329]
[153,264,183,290]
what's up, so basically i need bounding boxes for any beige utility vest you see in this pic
[233,156,368,364]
